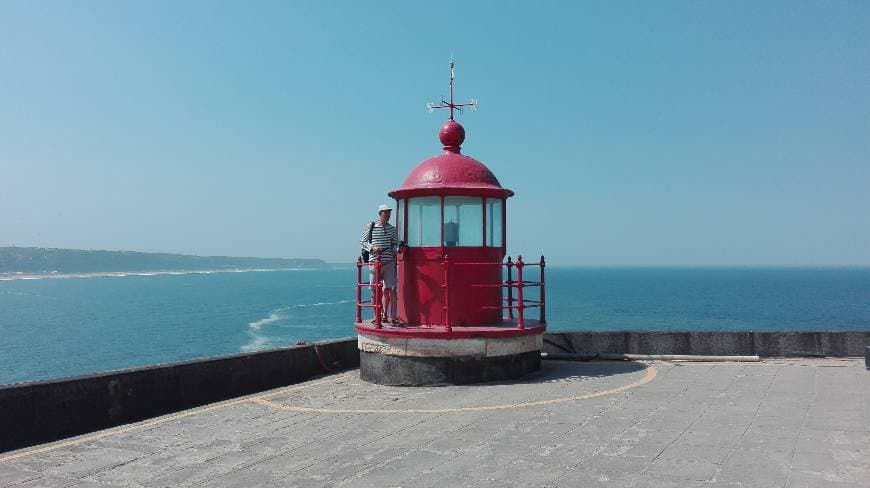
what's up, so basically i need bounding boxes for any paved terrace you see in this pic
[1,359,868,488]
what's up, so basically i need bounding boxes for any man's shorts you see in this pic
[370,261,398,289]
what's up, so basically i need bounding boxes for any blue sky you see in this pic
[1,1,868,265]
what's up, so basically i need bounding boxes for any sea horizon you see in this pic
[4,263,870,281]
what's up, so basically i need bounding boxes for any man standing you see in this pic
[360,204,400,324]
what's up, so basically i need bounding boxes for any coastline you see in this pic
[0,268,323,282]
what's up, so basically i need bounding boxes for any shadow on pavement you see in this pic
[491,360,648,386]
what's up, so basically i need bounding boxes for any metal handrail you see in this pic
[356,252,546,331]
[442,254,546,329]
[356,252,384,328]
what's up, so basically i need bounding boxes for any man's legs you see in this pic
[380,288,398,321]
[383,262,398,321]
[382,287,392,320]
[368,267,385,321]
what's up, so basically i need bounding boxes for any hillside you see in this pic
[0,247,329,274]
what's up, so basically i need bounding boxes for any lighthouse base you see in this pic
[360,350,540,386]
[357,331,543,386]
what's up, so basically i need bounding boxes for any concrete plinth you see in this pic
[357,332,543,386]
[360,350,541,386]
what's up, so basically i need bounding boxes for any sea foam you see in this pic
[248,312,285,331]
[241,300,354,352]
[0,268,314,281]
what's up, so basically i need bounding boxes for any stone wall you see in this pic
[0,338,358,453]
[543,331,870,358]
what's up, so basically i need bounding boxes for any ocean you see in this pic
[1,267,869,385]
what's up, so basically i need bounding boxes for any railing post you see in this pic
[539,255,546,324]
[356,257,363,323]
[516,255,525,330]
[506,256,514,320]
[375,252,383,329]
[443,253,452,333]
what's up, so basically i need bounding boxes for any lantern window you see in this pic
[407,197,441,247]
[443,196,483,247]
[486,198,503,247]
[396,198,404,243]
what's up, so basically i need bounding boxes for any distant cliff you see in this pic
[0,247,329,274]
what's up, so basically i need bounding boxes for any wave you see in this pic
[241,299,354,352]
[275,300,353,311]
[247,300,353,331]
[0,268,317,281]
[240,335,272,352]
[0,290,56,299]
[248,312,285,331]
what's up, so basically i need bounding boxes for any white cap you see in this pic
[378,204,392,213]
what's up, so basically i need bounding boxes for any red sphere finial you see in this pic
[439,120,465,153]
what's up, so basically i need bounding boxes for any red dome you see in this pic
[389,120,514,199]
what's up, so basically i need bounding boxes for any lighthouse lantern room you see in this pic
[354,62,546,386]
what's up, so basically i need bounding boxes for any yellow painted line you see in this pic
[250,365,657,414]
[0,375,344,464]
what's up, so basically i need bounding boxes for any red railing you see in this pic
[356,251,384,328]
[356,252,546,332]
[453,254,546,331]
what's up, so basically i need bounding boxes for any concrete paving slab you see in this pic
[1,359,868,488]
[8,475,82,488]
[0,463,40,487]
[787,468,870,488]
[714,462,790,487]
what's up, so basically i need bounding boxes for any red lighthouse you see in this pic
[355,63,546,385]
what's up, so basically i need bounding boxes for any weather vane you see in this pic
[426,59,478,120]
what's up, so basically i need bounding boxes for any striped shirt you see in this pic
[360,221,399,263]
